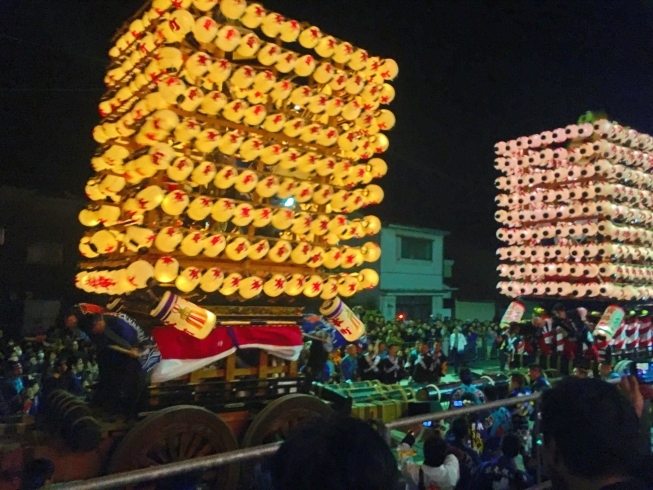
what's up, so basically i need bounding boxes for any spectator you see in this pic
[358,343,380,381]
[411,342,434,383]
[432,342,447,383]
[339,344,358,382]
[528,364,551,392]
[472,434,533,490]
[449,327,467,374]
[269,416,398,490]
[450,369,486,408]
[600,362,621,382]
[508,373,534,452]
[405,341,422,372]
[446,418,480,490]
[481,386,512,460]
[20,458,54,490]
[485,327,496,360]
[1,361,24,413]
[541,377,652,490]
[401,435,459,490]
[498,328,516,372]
[379,344,403,384]
[376,341,388,360]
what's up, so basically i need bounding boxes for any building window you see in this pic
[396,295,432,321]
[26,242,64,265]
[399,236,433,261]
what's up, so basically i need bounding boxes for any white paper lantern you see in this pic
[154,256,180,283]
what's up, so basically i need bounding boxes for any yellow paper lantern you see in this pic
[79,237,99,258]
[341,247,364,269]
[361,242,382,262]
[214,166,239,189]
[294,182,315,203]
[187,196,213,221]
[268,240,291,263]
[126,260,154,289]
[307,246,325,268]
[161,190,190,216]
[363,215,382,235]
[242,3,266,28]
[124,226,155,252]
[220,0,247,19]
[155,226,184,253]
[200,267,224,293]
[338,274,359,297]
[135,185,164,211]
[154,256,180,283]
[180,232,205,257]
[264,274,287,297]
[291,212,312,235]
[175,266,202,293]
[239,276,264,299]
[203,234,226,258]
[190,161,217,186]
[312,185,334,205]
[231,205,255,229]
[271,209,295,230]
[276,178,298,199]
[211,198,237,222]
[193,16,218,43]
[220,273,243,295]
[79,209,100,227]
[358,269,380,289]
[284,274,305,296]
[291,243,312,265]
[234,170,259,193]
[364,184,385,205]
[90,230,119,254]
[323,247,343,269]
[303,275,324,298]
[166,157,195,182]
[253,207,273,227]
[225,237,250,261]
[255,176,279,198]
[310,215,330,236]
[249,239,270,260]
[320,277,339,300]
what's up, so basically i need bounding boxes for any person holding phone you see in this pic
[449,327,467,374]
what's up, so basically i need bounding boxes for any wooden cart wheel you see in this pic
[108,406,239,490]
[242,394,333,447]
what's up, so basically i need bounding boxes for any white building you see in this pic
[359,224,455,321]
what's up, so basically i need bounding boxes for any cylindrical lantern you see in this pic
[320,277,339,300]
[203,234,226,258]
[284,274,306,296]
[225,237,250,261]
[269,240,291,262]
[151,291,216,339]
[358,269,379,289]
[595,305,625,341]
[320,297,366,341]
[337,274,359,297]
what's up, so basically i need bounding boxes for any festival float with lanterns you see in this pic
[13,1,398,487]
[493,117,653,363]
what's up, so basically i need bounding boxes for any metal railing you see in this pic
[51,390,547,489]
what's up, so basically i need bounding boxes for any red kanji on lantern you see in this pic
[162,256,175,265]
[274,278,285,289]
[210,236,223,246]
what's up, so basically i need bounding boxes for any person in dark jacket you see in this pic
[411,342,435,383]
[473,434,533,490]
[528,364,551,393]
[379,344,403,384]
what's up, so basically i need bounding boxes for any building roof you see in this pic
[386,224,450,236]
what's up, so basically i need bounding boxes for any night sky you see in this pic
[2,0,653,250]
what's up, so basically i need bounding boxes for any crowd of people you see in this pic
[312,311,508,384]
[0,328,99,417]
[263,375,653,490]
